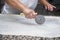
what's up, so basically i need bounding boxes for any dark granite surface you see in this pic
[35,4,60,16]
[0,34,60,40]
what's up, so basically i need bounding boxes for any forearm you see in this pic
[39,0,49,5]
[5,0,27,11]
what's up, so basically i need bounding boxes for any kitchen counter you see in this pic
[0,14,60,38]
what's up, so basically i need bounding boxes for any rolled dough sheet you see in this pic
[0,14,60,38]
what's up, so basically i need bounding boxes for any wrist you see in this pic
[22,7,27,13]
[42,0,50,6]
[19,6,27,12]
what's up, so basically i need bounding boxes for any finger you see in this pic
[32,11,37,18]
[25,15,32,19]
[53,6,56,8]
[33,14,37,18]
[26,13,33,19]
[48,5,53,11]
[50,5,56,11]
[25,14,30,19]
[45,6,47,10]
[50,6,53,11]
[32,12,36,18]
[47,5,50,11]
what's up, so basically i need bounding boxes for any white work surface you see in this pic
[0,14,60,38]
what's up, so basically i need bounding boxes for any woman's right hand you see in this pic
[23,8,37,19]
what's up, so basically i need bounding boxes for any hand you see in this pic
[44,3,56,11]
[23,8,37,19]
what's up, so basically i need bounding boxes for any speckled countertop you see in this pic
[0,14,60,38]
